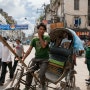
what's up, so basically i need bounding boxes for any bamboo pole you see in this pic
[0,35,27,67]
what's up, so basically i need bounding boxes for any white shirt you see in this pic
[15,44,23,57]
[0,42,2,58]
[2,44,12,62]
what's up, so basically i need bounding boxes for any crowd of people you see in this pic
[0,37,24,86]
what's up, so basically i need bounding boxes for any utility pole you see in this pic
[49,0,56,23]
[36,3,47,24]
[61,0,64,21]
[50,0,53,23]
[42,3,46,20]
[61,0,65,27]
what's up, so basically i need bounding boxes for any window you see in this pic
[74,17,81,27]
[74,0,79,10]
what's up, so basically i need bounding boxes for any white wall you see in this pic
[64,0,88,28]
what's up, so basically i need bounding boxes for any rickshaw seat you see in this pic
[45,62,66,84]
[49,47,71,64]
[49,46,71,57]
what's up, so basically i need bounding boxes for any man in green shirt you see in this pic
[22,23,50,90]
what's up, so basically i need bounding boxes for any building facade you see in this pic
[45,0,90,39]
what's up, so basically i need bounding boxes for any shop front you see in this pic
[73,29,90,40]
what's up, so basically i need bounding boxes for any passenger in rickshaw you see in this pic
[61,33,77,66]
[60,33,71,49]
[22,23,50,90]
[49,31,77,68]
[49,33,72,71]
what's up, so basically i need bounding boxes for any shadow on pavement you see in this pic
[87,85,90,90]
[0,79,11,90]
[75,87,81,90]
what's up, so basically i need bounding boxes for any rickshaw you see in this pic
[5,28,84,90]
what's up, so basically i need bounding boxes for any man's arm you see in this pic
[22,46,33,61]
[38,31,49,48]
[39,36,48,48]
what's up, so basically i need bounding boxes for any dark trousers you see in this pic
[12,60,18,74]
[12,57,22,74]
[26,58,48,89]
[0,62,13,83]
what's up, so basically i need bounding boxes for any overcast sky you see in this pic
[0,0,50,36]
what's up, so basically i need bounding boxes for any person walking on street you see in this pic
[85,39,90,84]
[0,37,13,85]
[22,23,50,90]
[12,39,24,75]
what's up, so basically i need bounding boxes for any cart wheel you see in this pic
[10,66,24,90]
[65,75,75,90]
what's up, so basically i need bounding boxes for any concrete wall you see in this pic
[64,0,88,28]
[56,0,88,29]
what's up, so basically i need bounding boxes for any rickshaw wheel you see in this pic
[68,75,75,89]
[65,74,75,90]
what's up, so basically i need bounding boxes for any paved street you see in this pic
[0,45,90,90]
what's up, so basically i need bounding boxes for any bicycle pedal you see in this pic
[60,81,66,88]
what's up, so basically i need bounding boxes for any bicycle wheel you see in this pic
[10,66,24,90]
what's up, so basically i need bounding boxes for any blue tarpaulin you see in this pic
[68,28,84,50]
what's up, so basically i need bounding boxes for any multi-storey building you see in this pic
[46,0,90,39]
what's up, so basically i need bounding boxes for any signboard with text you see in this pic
[0,24,28,30]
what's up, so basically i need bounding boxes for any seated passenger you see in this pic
[61,33,71,49]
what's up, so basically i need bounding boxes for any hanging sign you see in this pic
[0,24,28,30]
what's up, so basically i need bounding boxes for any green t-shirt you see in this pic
[30,35,50,59]
[85,46,90,59]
